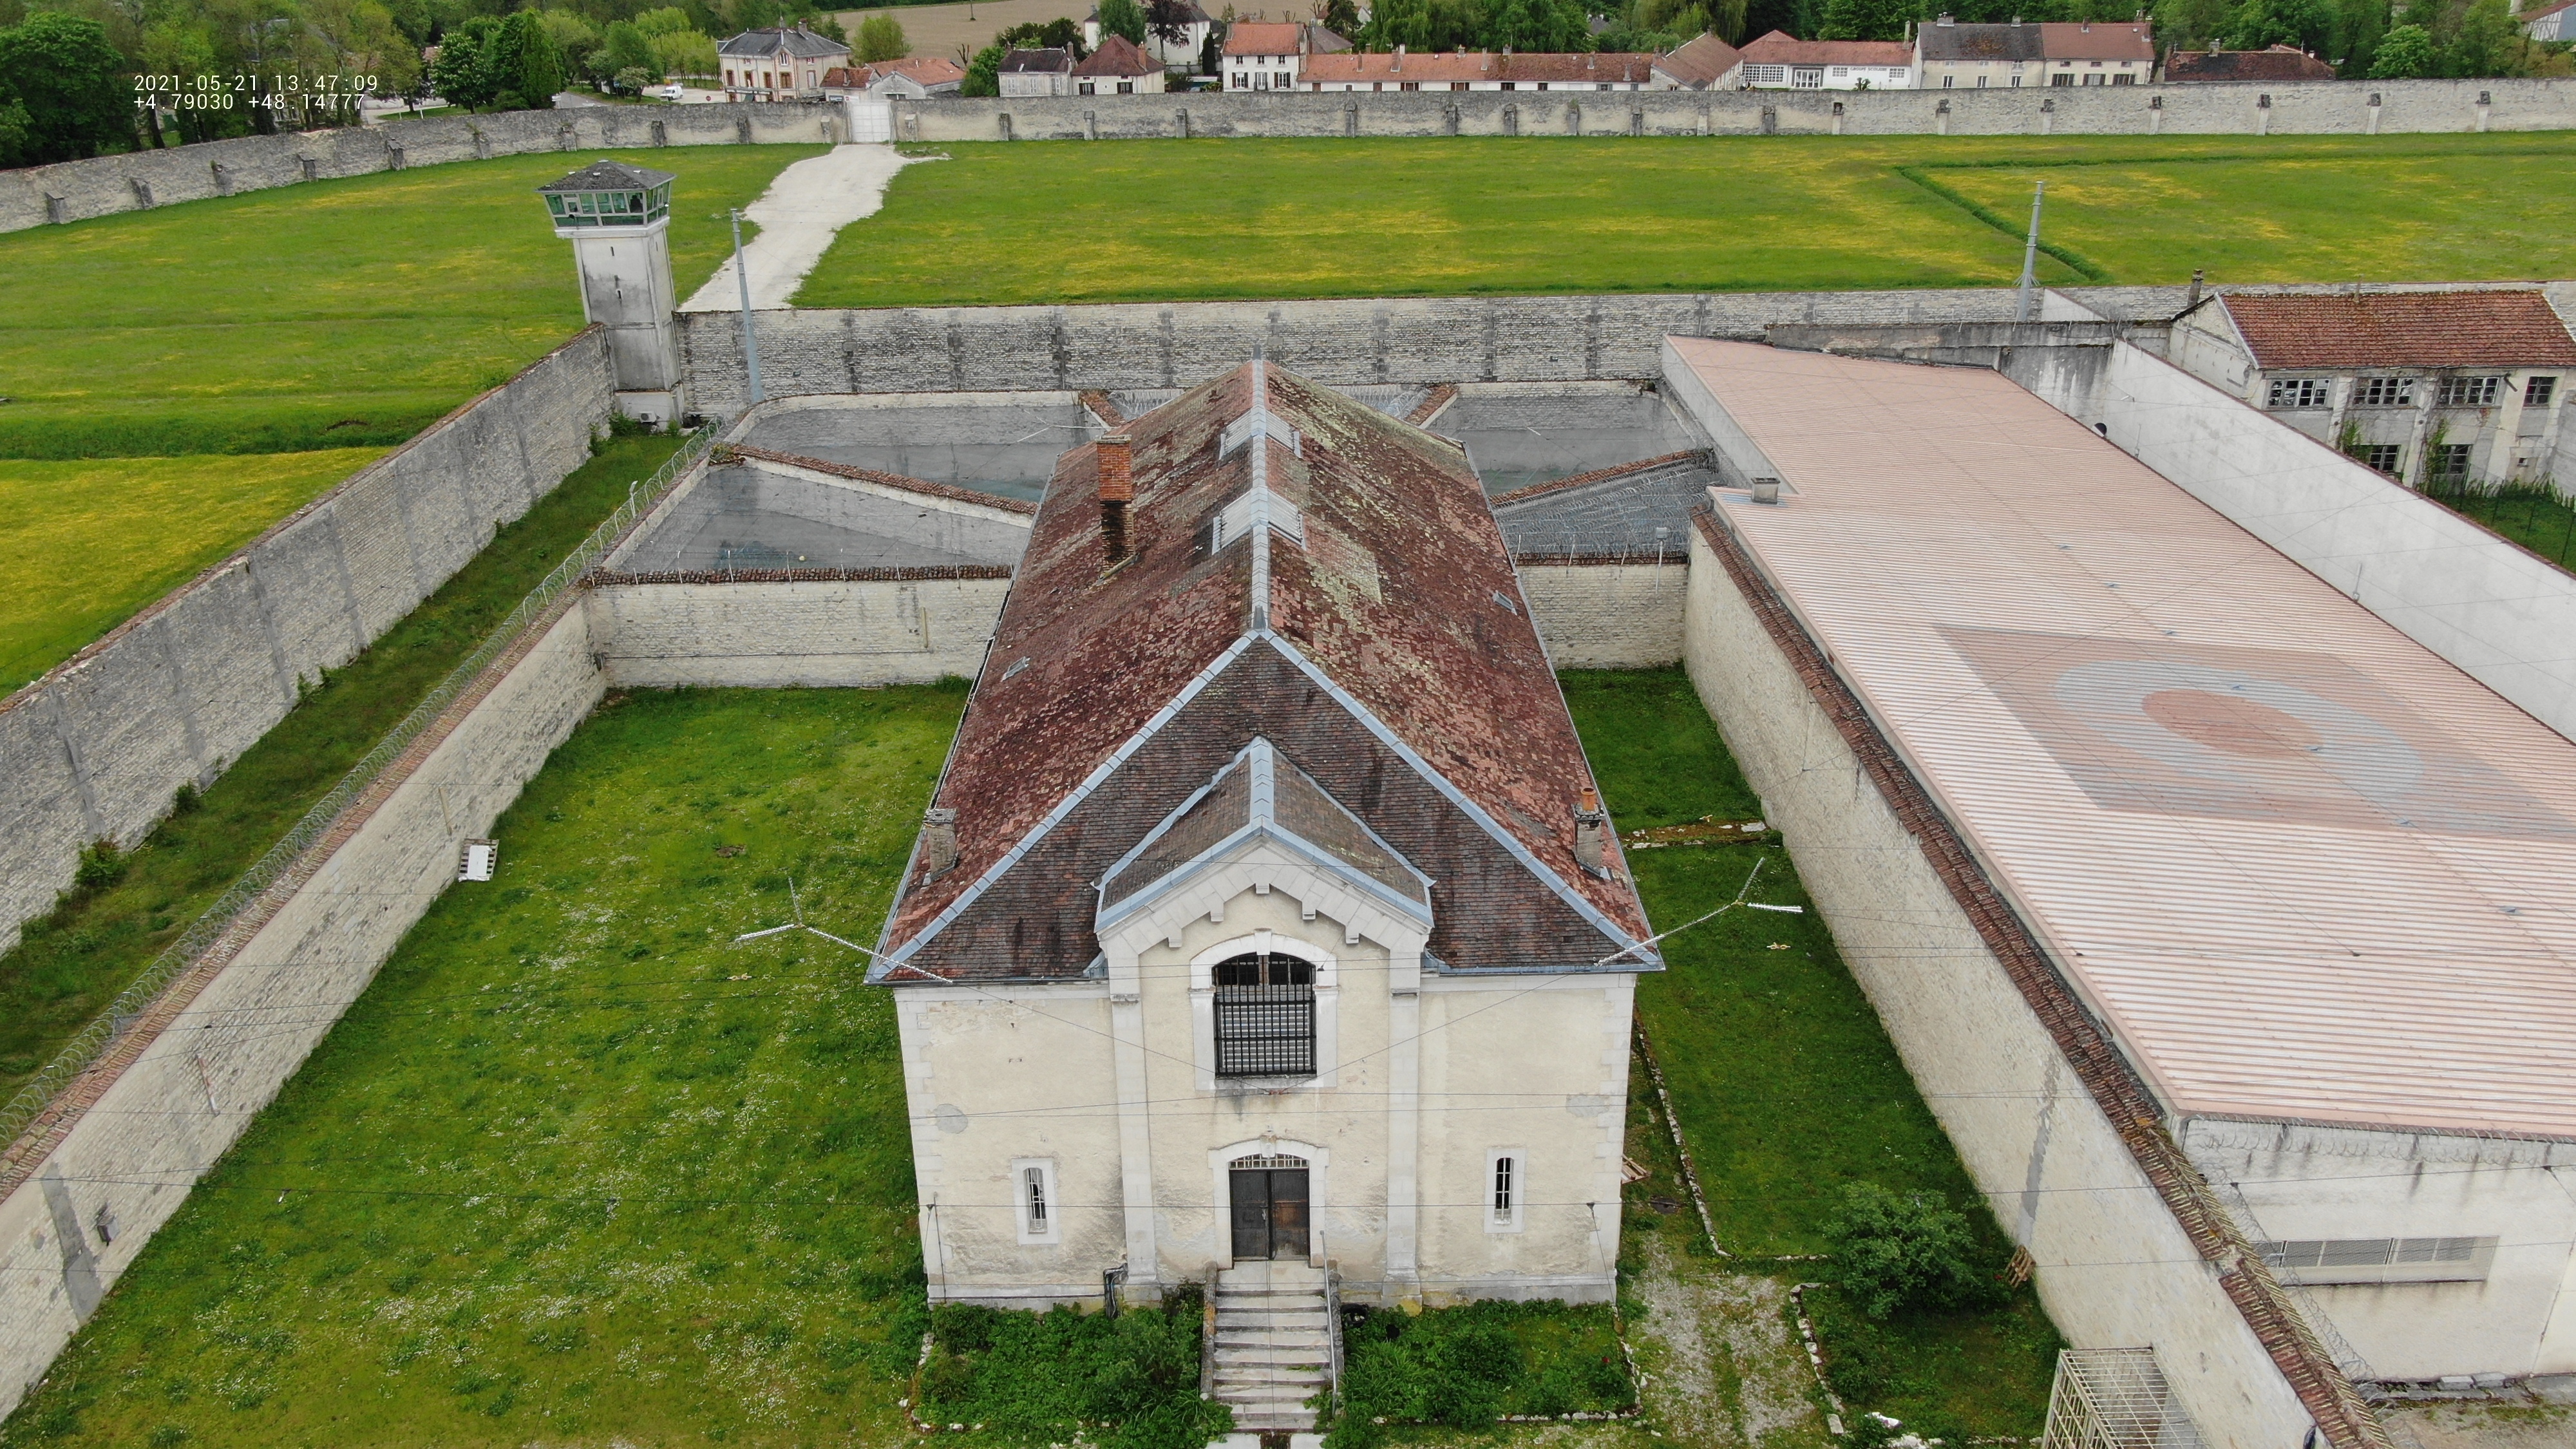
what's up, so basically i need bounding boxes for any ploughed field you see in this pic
[0,146,816,690]
[797,132,2576,307]
[6,670,2058,1444]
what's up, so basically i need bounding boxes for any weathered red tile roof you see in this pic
[2164,44,2334,80]
[1224,21,1343,55]
[1739,30,1912,66]
[2034,19,2153,59]
[1653,32,1744,87]
[866,55,966,84]
[1075,33,1159,75]
[2221,290,2576,370]
[878,363,1651,978]
[1303,50,1656,84]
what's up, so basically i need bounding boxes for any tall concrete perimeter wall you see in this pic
[585,574,1011,687]
[1516,560,1687,668]
[0,595,607,1423]
[0,102,842,235]
[2025,340,2576,746]
[682,289,2045,407]
[0,330,614,951]
[1680,511,2345,1447]
[900,76,2574,143]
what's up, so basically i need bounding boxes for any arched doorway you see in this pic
[1229,1152,1310,1261]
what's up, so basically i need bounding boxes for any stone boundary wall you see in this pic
[1680,510,2376,1448]
[1515,559,1688,668]
[682,289,2047,406]
[0,102,841,235]
[2019,339,2576,746]
[893,77,2571,142]
[0,330,614,950]
[586,576,1010,687]
[0,597,606,1423]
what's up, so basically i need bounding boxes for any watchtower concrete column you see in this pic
[538,160,685,427]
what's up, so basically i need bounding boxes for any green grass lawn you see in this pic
[797,133,2576,308]
[1563,667,2061,1440]
[1,685,960,1448]
[0,435,681,1106]
[0,144,817,461]
[0,449,386,694]
[2436,482,2576,573]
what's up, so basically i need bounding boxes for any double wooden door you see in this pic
[1229,1165,1309,1261]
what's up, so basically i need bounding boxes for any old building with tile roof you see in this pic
[1736,29,1913,88]
[873,365,1658,1424]
[2163,43,2336,81]
[1301,48,1658,90]
[717,24,852,100]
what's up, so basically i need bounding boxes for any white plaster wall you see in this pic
[1681,524,2317,1446]
[586,578,1009,687]
[0,601,605,1421]
[1517,562,1688,668]
[2180,1119,2576,1380]
[2027,341,2576,746]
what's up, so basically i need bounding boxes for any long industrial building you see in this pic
[1665,339,2576,1441]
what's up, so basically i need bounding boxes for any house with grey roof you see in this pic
[998,46,1077,96]
[718,24,852,101]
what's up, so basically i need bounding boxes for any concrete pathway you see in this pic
[679,144,917,312]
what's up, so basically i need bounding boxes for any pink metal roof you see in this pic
[1672,337,2576,1141]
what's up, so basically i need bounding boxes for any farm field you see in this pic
[0,448,386,693]
[797,132,2576,307]
[1,686,959,1448]
[0,145,818,462]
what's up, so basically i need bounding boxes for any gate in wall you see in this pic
[846,97,893,143]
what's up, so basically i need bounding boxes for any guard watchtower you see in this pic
[538,160,683,427]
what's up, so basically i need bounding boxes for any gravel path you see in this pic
[1625,1242,1830,1448]
[680,143,920,312]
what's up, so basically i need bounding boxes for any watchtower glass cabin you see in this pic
[872,362,1661,1321]
[536,160,683,427]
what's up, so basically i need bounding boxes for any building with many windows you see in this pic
[872,362,1657,1437]
[2168,288,2576,488]
[1221,21,1349,90]
[717,24,852,100]
[1300,46,1656,90]
[1911,15,2153,88]
[1735,30,1911,89]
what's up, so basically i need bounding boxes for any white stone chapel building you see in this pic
[870,363,1659,1329]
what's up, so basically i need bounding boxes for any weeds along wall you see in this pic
[0,330,614,951]
[888,76,2575,143]
[681,289,2045,405]
[0,102,842,234]
[0,596,606,1423]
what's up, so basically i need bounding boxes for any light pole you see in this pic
[730,207,766,406]
[2014,180,2047,323]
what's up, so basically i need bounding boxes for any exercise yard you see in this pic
[795,132,2576,307]
[4,670,2058,1446]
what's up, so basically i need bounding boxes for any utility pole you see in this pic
[2014,180,2047,323]
[730,207,766,406]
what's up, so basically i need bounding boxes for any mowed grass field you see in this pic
[0,145,818,462]
[797,132,2576,307]
[0,449,384,692]
[2,686,957,1448]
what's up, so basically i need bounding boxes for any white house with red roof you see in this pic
[1221,21,1349,90]
[1734,30,1911,88]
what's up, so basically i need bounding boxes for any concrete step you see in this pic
[1216,1361,1329,1381]
[1217,1384,1323,1405]
[1216,1331,1331,1350]
[1215,1345,1329,1365]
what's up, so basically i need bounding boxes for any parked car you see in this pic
[652,83,685,100]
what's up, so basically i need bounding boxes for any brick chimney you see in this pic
[1573,787,1611,879]
[1097,432,1135,563]
[921,807,958,878]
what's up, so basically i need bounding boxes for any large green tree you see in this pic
[0,14,136,162]
[855,10,904,59]
[1815,0,1911,39]
[1097,0,1146,44]
[492,7,564,108]
[2367,18,2433,72]
[429,12,502,104]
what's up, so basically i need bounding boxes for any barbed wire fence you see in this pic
[0,428,717,1159]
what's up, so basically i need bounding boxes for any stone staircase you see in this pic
[1209,1260,1334,1439]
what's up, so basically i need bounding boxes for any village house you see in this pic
[717,24,852,100]
[1074,33,1168,93]
[998,46,1077,96]
[1911,15,2154,88]
[820,55,966,99]
[2168,289,2575,488]
[2523,0,2576,41]
[1222,21,1349,90]
[1083,0,1215,67]
[1736,30,1911,89]
[1300,46,1656,90]
[2161,43,2336,81]
[1649,32,1745,90]
[872,361,1657,1437]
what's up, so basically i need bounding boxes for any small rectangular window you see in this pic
[2268,377,2329,410]
[2356,444,2401,474]
[2430,443,2473,483]
[2438,375,2504,408]
[1026,1167,1048,1226]
[2354,376,2414,408]
[2256,1235,2496,1284]
[1485,1150,1526,1232]
[1014,1159,1061,1244]
[2528,375,2559,408]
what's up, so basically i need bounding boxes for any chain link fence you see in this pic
[2418,477,2576,573]
[0,429,717,1159]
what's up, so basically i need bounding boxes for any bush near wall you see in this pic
[918,1296,1233,1448]
[1323,1300,1634,1447]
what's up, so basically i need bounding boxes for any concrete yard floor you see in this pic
[684,144,919,311]
[2382,1399,2576,1449]
[1625,1242,1832,1449]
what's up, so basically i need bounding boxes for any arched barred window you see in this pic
[1211,952,1316,1077]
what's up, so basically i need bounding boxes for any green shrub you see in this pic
[1325,1299,1631,1447]
[1823,1182,1997,1321]
[73,840,127,890]
[918,1302,1230,1449]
